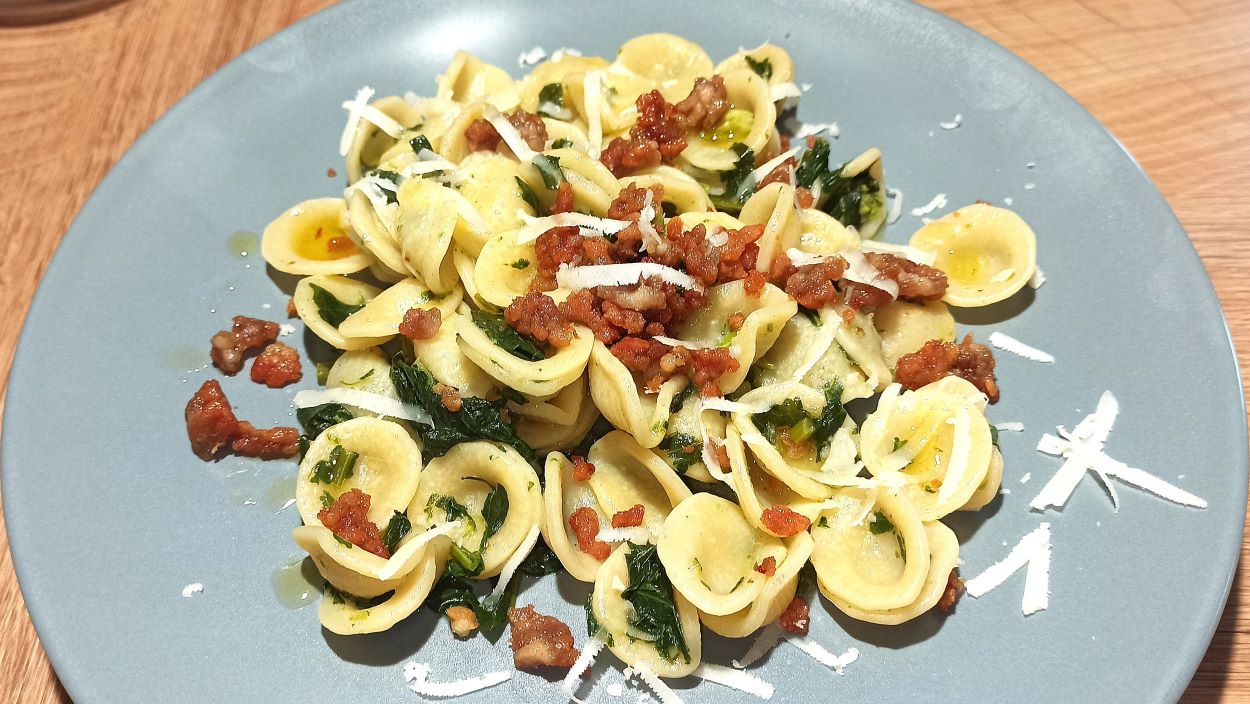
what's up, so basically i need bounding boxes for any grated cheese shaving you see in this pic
[551,47,582,62]
[995,422,1025,432]
[938,407,973,503]
[339,86,375,156]
[701,397,771,414]
[885,187,904,225]
[556,262,703,292]
[516,211,631,244]
[733,623,783,668]
[637,189,661,251]
[484,106,538,162]
[561,637,605,704]
[784,248,827,268]
[793,122,838,140]
[292,388,432,426]
[403,662,512,697]
[181,583,203,598]
[841,250,899,299]
[964,522,1051,616]
[518,45,547,67]
[585,71,605,157]
[651,336,714,350]
[488,525,540,601]
[693,663,774,699]
[1028,267,1046,289]
[607,682,625,697]
[785,637,860,674]
[859,239,936,266]
[990,267,1016,283]
[989,331,1055,363]
[769,82,803,102]
[938,113,962,130]
[790,307,840,381]
[400,159,457,178]
[910,193,948,217]
[631,664,684,704]
[1020,472,1032,484]
[598,527,655,544]
[278,323,296,337]
[752,147,802,183]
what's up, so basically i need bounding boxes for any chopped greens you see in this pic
[381,510,412,554]
[390,357,538,464]
[319,491,335,509]
[515,176,545,215]
[744,55,773,81]
[586,594,613,646]
[793,138,884,228]
[753,398,808,444]
[795,138,830,190]
[409,134,434,155]
[427,494,478,535]
[308,445,358,485]
[550,138,574,149]
[510,258,531,270]
[518,538,564,577]
[366,169,401,203]
[622,542,690,663]
[990,425,1000,446]
[537,83,568,119]
[473,480,509,549]
[296,402,353,458]
[892,437,908,452]
[811,381,847,449]
[532,154,565,190]
[658,433,700,475]
[309,284,365,328]
[799,307,823,327]
[669,383,696,414]
[709,143,756,212]
[471,310,545,362]
[753,382,845,451]
[867,511,895,535]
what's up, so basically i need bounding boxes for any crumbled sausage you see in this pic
[937,568,964,614]
[795,187,815,209]
[464,118,503,153]
[434,383,463,412]
[210,315,280,375]
[446,605,479,638]
[570,455,596,481]
[399,307,441,341]
[185,380,239,460]
[672,76,730,132]
[531,226,584,291]
[761,505,811,537]
[250,342,302,388]
[508,109,549,151]
[655,218,763,287]
[778,596,810,635]
[551,180,575,214]
[727,312,746,331]
[754,556,777,577]
[231,421,300,459]
[864,252,949,301]
[568,507,611,561]
[599,136,662,177]
[505,290,576,348]
[894,335,1000,402]
[611,504,645,528]
[562,288,622,346]
[600,83,717,176]
[507,605,581,669]
[287,298,298,318]
[780,258,849,310]
[633,89,688,159]
[757,157,797,191]
[318,488,390,558]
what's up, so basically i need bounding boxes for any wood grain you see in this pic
[0,0,1245,701]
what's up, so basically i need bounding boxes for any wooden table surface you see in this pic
[0,0,1247,701]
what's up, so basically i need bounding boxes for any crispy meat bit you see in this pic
[185,380,240,460]
[507,109,549,151]
[231,421,300,459]
[599,136,663,178]
[532,226,584,291]
[727,312,746,331]
[609,335,669,376]
[287,297,298,318]
[505,290,575,348]
[754,556,777,577]
[562,288,621,346]
[446,606,479,638]
[795,187,815,209]
[599,87,699,176]
[611,504,646,528]
[634,89,688,159]
[894,335,1000,402]
[568,507,611,561]
[781,258,849,310]
[551,180,575,214]
[464,118,503,153]
[210,315,280,375]
[761,505,811,537]
[570,455,596,481]
[318,488,390,558]
[507,605,581,670]
[779,596,810,635]
[656,219,763,287]
[937,568,965,614]
[250,342,302,388]
[864,252,948,301]
[757,157,797,191]
[434,383,463,412]
[399,307,441,341]
[672,75,730,131]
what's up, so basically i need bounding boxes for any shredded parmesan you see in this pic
[784,248,826,268]
[701,397,771,414]
[484,106,538,162]
[794,122,838,139]
[516,211,631,244]
[910,193,948,217]
[597,527,655,544]
[489,525,540,601]
[995,422,1025,432]
[278,323,296,337]
[631,664,684,704]
[785,637,860,674]
[769,82,803,102]
[989,332,1055,363]
[939,113,962,130]
[181,583,203,598]
[841,250,899,299]
[733,623,783,668]
[400,159,457,178]
[551,47,582,62]
[859,239,935,266]
[518,45,548,67]
[637,189,661,251]
[752,147,802,183]
[938,407,973,503]
[556,262,702,291]
[790,308,840,381]
[292,388,432,425]
[990,267,1016,283]
[1028,267,1046,289]
[338,86,375,156]
[693,663,774,699]
[964,522,1051,616]
[561,637,605,703]
[403,662,512,697]
[585,71,605,157]
[885,187,904,225]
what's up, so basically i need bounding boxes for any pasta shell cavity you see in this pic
[517,56,611,115]
[700,532,813,638]
[317,549,445,636]
[809,487,931,611]
[680,69,777,172]
[325,348,401,416]
[293,274,389,351]
[261,198,370,275]
[396,179,468,294]
[292,521,449,599]
[474,228,536,308]
[673,280,796,394]
[295,417,424,530]
[450,152,531,255]
[409,306,495,398]
[345,95,422,183]
[513,375,600,454]
[826,520,959,625]
[750,302,887,402]
[872,299,957,369]
[657,493,786,615]
[908,203,1038,307]
[832,148,888,240]
[592,542,703,677]
[723,425,826,536]
[338,279,462,339]
[732,382,858,499]
[518,147,618,216]
[588,342,688,448]
[455,313,592,399]
[798,207,861,254]
[960,446,1004,512]
[437,52,517,110]
[713,44,796,87]
[346,188,405,276]
[410,442,543,579]
[859,382,994,520]
[614,33,713,104]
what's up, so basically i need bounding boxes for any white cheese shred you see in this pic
[597,526,655,544]
[793,122,838,140]
[518,45,548,67]
[278,323,296,337]
[885,187,904,225]
[988,331,1056,363]
[484,106,538,162]
[995,422,1025,432]
[785,637,860,674]
[964,522,1051,616]
[516,211,631,244]
[701,397,771,415]
[769,82,803,102]
[292,388,432,426]
[403,662,512,698]
[733,623,783,669]
[488,525,541,601]
[1028,267,1047,289]
[858,239,936,266]
[939,113,962,130]
[585,71,605,157]
[632,664,684,704]
[561,637,605,704]
[651,336,714,350]
[909,192,948,217]
[790,307,840,381]
[339,86,375,156]
[693,663,774,700]
[841,249,899,299]
[181,582,203,598]
[752,147,802,182]
[556,262,702,292]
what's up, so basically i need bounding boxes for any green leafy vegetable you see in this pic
[319,491,335,509]
[795,138,831,190]
[669,384,696,414]
[744,55,773,80]
[892,437,907,452]
[533,154,565,190]
[315,362,332,385]
[799,307,823,327]
[296,402,353,460]
[551,138,574,149]
[476,481,509,548]
[390,357,537,464]
[333,534,354,549]
[510,258,531,270]
[308,445,358,485]
[753,384,845,451]
[752,397,809,444]
[499,386,527,405]
[471,310,545,362]
[990,425,1000,446]
[658,433,701,475]
[324,584,387,609]
[381,511,412,554]
[515,176,545,216]
[409,134,434,155]
[428,494,478,534]
[709,143,756,212]
[810,381,846,449]
[518,538,564,577]
[793,138,886,228]
[308,283,365,328]
[366,169,401,204]
[867,511,895,535]
[447,543,486,578]
[537,83,567,118]
[586,594,613,645]
[622,542,690,663]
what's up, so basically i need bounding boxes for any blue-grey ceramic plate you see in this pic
[3,1,1245,702]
